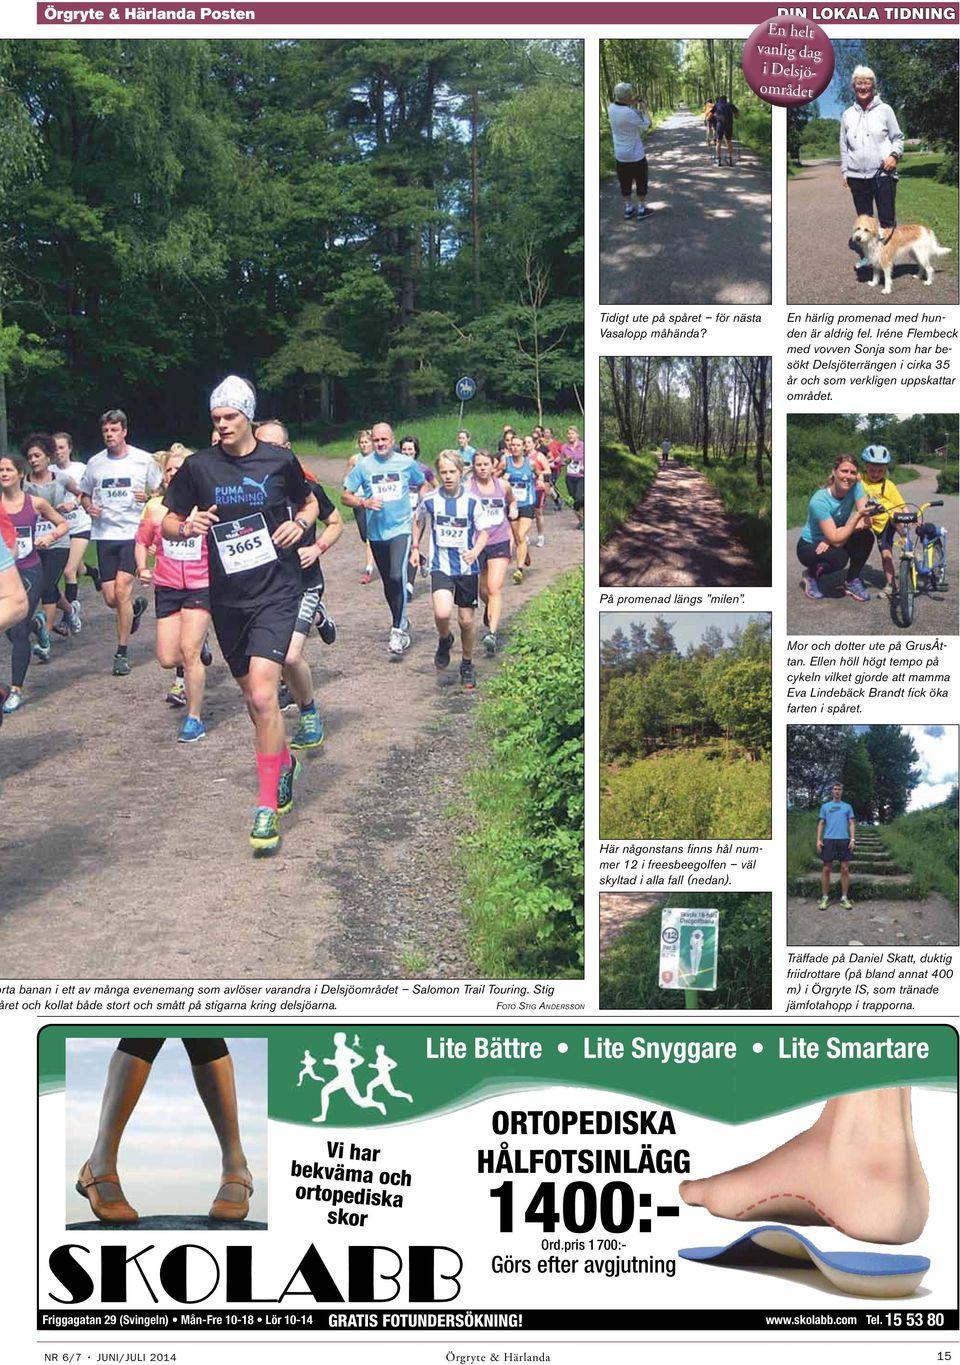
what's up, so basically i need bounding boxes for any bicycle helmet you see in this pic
[861,443,892,465]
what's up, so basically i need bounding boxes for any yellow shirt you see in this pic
[861,473,905,532]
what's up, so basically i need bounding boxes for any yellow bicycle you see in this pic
[891,499,948,627]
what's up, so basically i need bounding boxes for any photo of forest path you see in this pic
[600,613,772,841]
[600,357,771,587]
[787,725,958,948]
[600,40,771,305]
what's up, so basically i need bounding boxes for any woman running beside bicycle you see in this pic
[797,453,874,602]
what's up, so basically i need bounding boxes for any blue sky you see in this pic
[600,611,768,654]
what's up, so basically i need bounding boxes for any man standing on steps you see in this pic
[79,408,161,676]
[816,781,856,910]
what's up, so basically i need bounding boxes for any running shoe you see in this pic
[800,574,824,600]
[32,641,51,663]
[459,659,477,690]
[843,578,870,602]
[361,566,373,585]
[277,755,302,816]
[536,534,545,549]
[166,676,187,707]
[512,567,524,584]
[388,627,405,656]
[112,652,131,677]
[434,632,454,670]
[315,603,337,645]
[68,601,82,634]
[290,706,324,750]
[249,806,280,853]
[818,895,830,910]
[399,629,411,652]
[32,613,50,650]
[2,688,23,714]
[419,562,429,578]
[624,203,635,219]
[129,596,148,635]
[278,682,296,711]
[177,716,207,743]
[483,631,497,656]
[635,205,650,218]
[53,616,71,637]
[200,633,213,666]
[840,895,854,910]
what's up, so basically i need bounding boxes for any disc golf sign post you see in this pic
[455,375,477,425]
[659,907,720,1008]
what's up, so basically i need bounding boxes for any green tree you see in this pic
[842,735,875,819]
[864,725,921,823]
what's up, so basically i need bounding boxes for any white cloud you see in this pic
[906,726,958,799]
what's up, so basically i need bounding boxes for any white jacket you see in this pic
[607,104,651,163]
[840,97,904,178]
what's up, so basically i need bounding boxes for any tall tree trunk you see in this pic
[700,357,710,466]
[471,88,480,312]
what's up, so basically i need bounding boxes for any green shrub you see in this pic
[601,749,771,840]
[883,801,958,901]
[599,441,659,545]
[600,892,772,1011]
[461,567,584,978]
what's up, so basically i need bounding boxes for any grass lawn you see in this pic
[599,442,658,546]
[897,155,958,264]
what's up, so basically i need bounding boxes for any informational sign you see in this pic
[455,376,477,402]
[659,907,719,992]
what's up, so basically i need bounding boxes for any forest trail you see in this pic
[599,457,759,587]
[600,894,658,954]
[787,463,959,634]
[788,160,958,305]
[787,828,956,948]
[0,456,582,982]
[600,106,771,305]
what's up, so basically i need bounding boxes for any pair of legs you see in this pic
[821,852,851,901]
[156,605,209,722]
[511,513,533,577]
[282,588,325,750]
[479,549,510,641]
[84,1038,251,1215]
[565,474,584,529]
[98,542,141,652]
[848,172,897,232]
[38,546,69,635]
[431,585,476,665]
[797,530,873,595]
[715,123,733,162]
[616,156,648,216]
[4,567,41,700]
[370,535,410,631]
[681,1088,928,1246]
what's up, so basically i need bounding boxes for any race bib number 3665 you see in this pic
[211,514,277,573]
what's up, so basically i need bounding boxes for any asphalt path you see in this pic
[599,458,762,587]
[788,160,958,306]
[787,464,958,635]
[0,459,582,981]
[600,107,772,305]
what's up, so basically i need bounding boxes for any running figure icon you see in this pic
[312,1033,387,1121]
[365,1045,414,1106]
[296,1049,322,1087]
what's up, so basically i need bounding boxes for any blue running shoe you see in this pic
[32,613,51,650]
[290,708,324,751]
[277,756,302,815]
[800,574,824,600]
[177,716,207,743]
[249,806,280,853]
[843,578,870,602]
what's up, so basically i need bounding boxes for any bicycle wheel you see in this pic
[898,556,915,626]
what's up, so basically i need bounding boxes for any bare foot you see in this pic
[680,1089,929,1245]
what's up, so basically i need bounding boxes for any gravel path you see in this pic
[787,160,958,305]
[787,464,958,635]
[600,458,762,587]
[0,458,582,981]
[787,893,957,948]
[600,107,771,305]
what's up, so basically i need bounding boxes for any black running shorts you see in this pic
[96,539,137,582]
[155,585,211,618]
[431,570,479,608]
[212,597,299,679]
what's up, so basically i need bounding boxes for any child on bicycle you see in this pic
[860,443,906,598]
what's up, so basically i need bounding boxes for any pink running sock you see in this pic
[256,752,283,810]
[281,744,292,772]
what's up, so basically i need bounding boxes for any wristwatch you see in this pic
[295,516,310,531]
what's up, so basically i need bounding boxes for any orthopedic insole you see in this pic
[679,1225,929,1298]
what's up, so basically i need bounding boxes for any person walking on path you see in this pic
[816,781,857,910]
[712,95,739,166]
[841,65,903,270]
[607,81,652,221]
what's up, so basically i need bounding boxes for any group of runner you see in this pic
[0,382,584,854]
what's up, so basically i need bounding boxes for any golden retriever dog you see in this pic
[851,214,951,295]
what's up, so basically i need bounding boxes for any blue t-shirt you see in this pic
[801,481,866,544]
[0,533,14,574]
[458,444,477,466]
[819,800,855,841]
[345,451,426,542]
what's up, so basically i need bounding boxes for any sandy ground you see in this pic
[600,458,762,587]
[787,893,957,948]
[0,456,582,981]
[600,107,771,306]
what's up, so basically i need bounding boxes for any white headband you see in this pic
[209,375,255,420]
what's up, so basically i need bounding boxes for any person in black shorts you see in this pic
[712,96,739,167]
[162,376,318,854]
